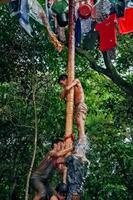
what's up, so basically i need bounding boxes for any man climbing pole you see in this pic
[58,74,88,143]
[58,74,89,199]
[52,125,89,200]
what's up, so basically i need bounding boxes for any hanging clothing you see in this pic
[91,0,112,23]
[80,17,93,35]
[28,0,44,25]
[51,0,68,14]
[90,0,94,6]
[110,0,125,18]
[126,0,133,8]
[9,0,20,17]
[109,0,120,3]
[19,0,30,24]
[83,29,99,50]
[75,18,81,47]
[117,7,133,34]
[95,14,117,51]
[19,0,33,36]
[115,0,125,18]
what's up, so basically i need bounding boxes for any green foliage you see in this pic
[0,3,133,200]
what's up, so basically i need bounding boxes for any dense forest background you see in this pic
[0,2,133,200]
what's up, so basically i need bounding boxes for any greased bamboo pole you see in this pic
[65,0,75,143]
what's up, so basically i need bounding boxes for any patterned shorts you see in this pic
[75,102,88,120]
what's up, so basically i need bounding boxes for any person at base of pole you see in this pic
[31,139,72,200]
[34,182,67,200]
[59,133,89,200]
[55,133,89,200]
[64,139,89,200]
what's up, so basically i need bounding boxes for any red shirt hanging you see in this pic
[95,14,117,51]
[117,8,133,34]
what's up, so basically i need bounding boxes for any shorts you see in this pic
[31,175,54,200]
[65,155,87,197]
[75,102,88,120]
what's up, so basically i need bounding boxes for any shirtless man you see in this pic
[58,74,88,141]
[31,139,71,200]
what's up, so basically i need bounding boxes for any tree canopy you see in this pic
[0,3,133,200]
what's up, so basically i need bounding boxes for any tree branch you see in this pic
[76,48,133,97]
[103,52,133,96]
[25,78,38,200]
[76,48,111,77]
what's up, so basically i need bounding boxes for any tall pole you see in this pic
[65,0,75,146]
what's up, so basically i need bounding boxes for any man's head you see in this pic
[56,182,67,200]
[51,138,64,150]
[58,74,68,87]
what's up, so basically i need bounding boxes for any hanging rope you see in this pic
[39,10,63,52]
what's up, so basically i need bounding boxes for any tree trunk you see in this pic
[25,81,38,200]
[65,0,75,146]
[102,52,133,96]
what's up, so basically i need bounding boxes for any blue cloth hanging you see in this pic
[110,0,125,18]
[75,18,81,48]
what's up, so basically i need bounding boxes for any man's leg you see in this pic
[75,102,87,140]
[31,175,47,200]
[75,113,88,161]
[76,115,85,139]
[33,192,41,200]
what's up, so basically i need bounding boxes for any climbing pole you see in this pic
[65,0,75,145]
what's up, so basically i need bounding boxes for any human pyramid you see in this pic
[31,74,89,200]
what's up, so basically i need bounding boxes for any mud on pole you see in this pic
[65,0,75,144]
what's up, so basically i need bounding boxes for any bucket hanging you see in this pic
[78,0,92,19]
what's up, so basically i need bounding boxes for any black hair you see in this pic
[51,138,64,148]
[58,74,68,84]
[56,182,67,196]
